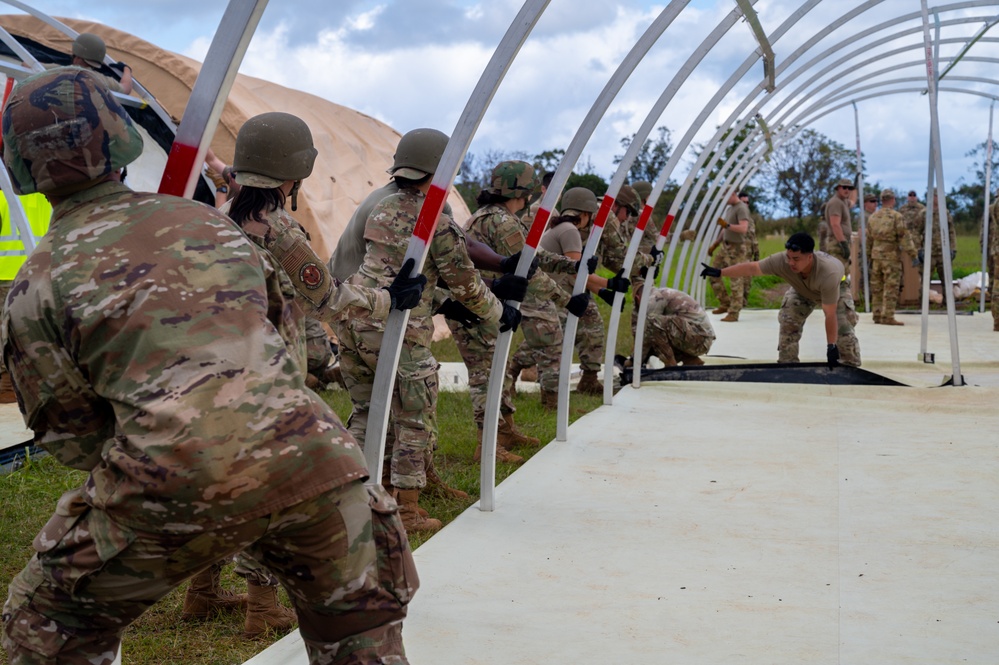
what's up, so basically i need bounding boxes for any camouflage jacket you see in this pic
[220,200,390,324]
[913,205,956,256]
[351,186,502,348]
[898,201,926,239]
[647,287,715,343]
[580,214,628,274]
[464,203,568,321]
[1,182,368,533]
[865,208,917,261]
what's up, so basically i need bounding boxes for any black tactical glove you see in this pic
[950,248,957,261]
[605,269,630,293]
[826,344,840,369]
[911,255,922,268]
[499,304,522,333]
[649,246,663,279]
[491,273,529,302]
[499,250,539,279]
[573,254,599,275]
[700,262,721,279]
[435,298,481,328]
[839,240,851,262]
[113,61,131,72]
[385,258,427,311]
[566,291,590,317]
[597,288,625,310]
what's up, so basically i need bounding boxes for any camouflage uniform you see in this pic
[707,200,752,315]
[620,212,659,336]
[910,203,956,283]
[758,251,861,367]
[461,203,569,405]
[822,194,853,270]
[0,180,413,664]
[866,205,917,322]
[899,200,927,240]
[305,317,333,378]
[642,287,715,366]
[343,187,502,489]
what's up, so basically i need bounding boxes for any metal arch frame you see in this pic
[982,99,995,314]
[626,0,826,388]
[598,2,752,405]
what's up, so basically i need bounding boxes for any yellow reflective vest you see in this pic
[0,192,51,281]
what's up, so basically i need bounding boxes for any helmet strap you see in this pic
[289,180,302,211]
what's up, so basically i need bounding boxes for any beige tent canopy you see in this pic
[0,14,470,261]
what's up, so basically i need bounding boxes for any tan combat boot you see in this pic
[540,389,559,410]
[883,317,904,326]
[519,365,538,382]
[711,306,728,315]
[395,488,443,535]
[424,458,470,500]
[0,373,16,404]
[575,370,603,395]
[243,582,297,639]
[182,566,248,620]
[721,312,739,322]
[498,413,540,448]
[472,426,524,464]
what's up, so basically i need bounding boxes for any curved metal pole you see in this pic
[600,3,746,403]
[361,1,549,510]
[514,0,690,443]
[921,0,963,386]
[0,24,42,71]
[854,101,871,313]
[982,100,994,314]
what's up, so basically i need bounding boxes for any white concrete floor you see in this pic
[243,308,999,665]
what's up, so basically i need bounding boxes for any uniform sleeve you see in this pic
[430,217,503,322]
[2,288,113,471]
[536,249,578,274]
[897,214,917,256]
[325,281,391,322]
[599,217,627,272]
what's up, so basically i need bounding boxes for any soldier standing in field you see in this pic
[865,189,919,326]
[1,67,416,665]
[913,191,957,285]
[822,178,856,271]
[706,190,751,322]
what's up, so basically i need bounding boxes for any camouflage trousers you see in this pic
[822,236,851,274]
[643,314,713,366]
[511,309,563,393]
[447,316,515,425]
[305,317,333,376]
[777,282,861,366]
[335,318,439,489]
[928,252,947,284]
[558,297,604,373]
[0,283,9,379]
[708,242,750,313]
[2,483,415,665]
[991,269,999,328]
[869,258,903,320]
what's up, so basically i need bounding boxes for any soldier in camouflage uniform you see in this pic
[531,187,617,407]
[344,129,524,534]
[565,187,632,395]
[615,185,662,339]
[912,192,957,284]
[641,287,715,366]
[706,191,752,322]
[68,33,133,95]
[822,178,856,270]
[701,232,860,368]
[899,190,927,240]
[739,191,758,304]
[1,67,415,665]
[865,190,919,325]
[457,161,575,456]
[987,198,999,332]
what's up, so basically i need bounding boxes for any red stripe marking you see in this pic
[637,204,653,232]
[158,142,200,196]
[413,184,448,243]
[525,207,551,248]
[660,213,676,237]
[593,194,614,229]
[0,77,13,150]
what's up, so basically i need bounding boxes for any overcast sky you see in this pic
[20,0,999,211]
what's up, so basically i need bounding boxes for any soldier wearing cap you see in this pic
[862,192,878,216]
[822,177,856,270]
[899,190,926,240]
[70,32,133,95]
[866,189,919,325]
[738,190,758,305]
[706,190,751,322]
[0,67,415,665]
[700,232,861,368]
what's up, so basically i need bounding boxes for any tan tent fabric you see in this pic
[0,15,471,261]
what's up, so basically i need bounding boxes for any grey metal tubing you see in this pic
[981,101,994,314]
[854,102,871,314]
[0,23,41,71]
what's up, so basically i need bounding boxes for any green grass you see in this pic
[0,386,600,665]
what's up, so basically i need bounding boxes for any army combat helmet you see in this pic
[486,160,538,200]
[389,128,449,180]
[560,187,599,214]
[233,112,318,210]
[631,180,652,202]
[73,33,107,68]
[2,67,143,196]
[616,184,641,216]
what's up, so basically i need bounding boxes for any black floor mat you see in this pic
[621,362,910,386]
